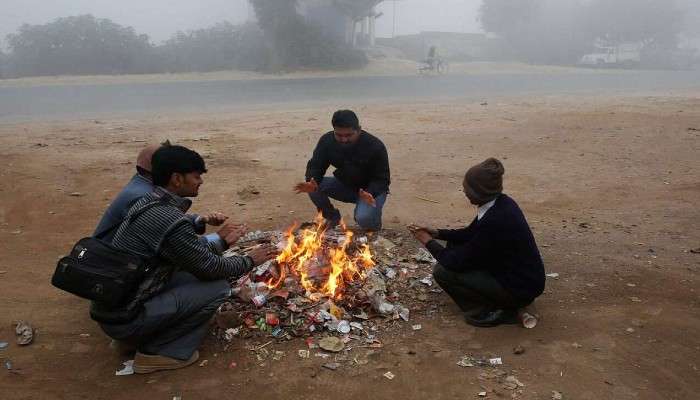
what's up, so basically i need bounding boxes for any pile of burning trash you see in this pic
[215,216,442,347]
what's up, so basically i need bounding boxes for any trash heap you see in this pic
[214,221,443,349]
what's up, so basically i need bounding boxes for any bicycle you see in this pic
[418,57,449,75]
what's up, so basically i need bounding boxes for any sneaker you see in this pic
[134,350,199,374]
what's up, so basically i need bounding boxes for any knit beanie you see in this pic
[464,158,505,205]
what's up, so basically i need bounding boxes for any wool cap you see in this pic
[464,158,505,204]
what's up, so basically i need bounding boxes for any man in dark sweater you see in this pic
[94,145,277,373]
[294,110,390,231]
[410,158,545,327]
[93,143,159,241]
[94,142,235,252]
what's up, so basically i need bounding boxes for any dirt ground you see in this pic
[0,94,699,399]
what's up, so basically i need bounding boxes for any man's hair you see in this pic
[136,140,172,177]
[332,109,360,131]
[151,145,207,187]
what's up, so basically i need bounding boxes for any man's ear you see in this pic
[170,172,183,188]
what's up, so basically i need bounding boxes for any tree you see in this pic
[0,49,7,79]
[479,0,540,38]
[479,0,589,64]
[5,15,159,77]
[479,0,685,65]
[160,22,268,72]
[671,0,700,37]
[583,0,682,48]
[250,0,367,71]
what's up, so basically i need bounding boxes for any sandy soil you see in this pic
[0,94,699,399]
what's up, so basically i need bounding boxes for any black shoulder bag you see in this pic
[51,200,164,308]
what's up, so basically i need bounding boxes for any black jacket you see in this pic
[305,131,390,197]
[426,194,545,301]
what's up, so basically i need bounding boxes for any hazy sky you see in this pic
[0,0,483,44]
[376,0,482,37]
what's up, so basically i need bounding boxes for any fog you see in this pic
[375,0,482,37]
[0,0,481,44]
[0,0,252,43]
[1,0,699,118]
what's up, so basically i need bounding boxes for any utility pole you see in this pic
[392,0,397,38]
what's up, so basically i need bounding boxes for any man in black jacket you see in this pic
[410,158,545,327]
[294,110,390,231]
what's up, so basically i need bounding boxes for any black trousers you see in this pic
[433,264,530,315]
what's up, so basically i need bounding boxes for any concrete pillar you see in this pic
[352,20,358,47]
[345,17,354,45]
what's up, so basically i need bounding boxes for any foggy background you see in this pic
[0,0,699,80]
[1,0,700,124]
[0,0,482,44]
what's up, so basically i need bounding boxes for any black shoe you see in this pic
[321,218,341,231]
[462,307,485,319]
[465,308,518,328]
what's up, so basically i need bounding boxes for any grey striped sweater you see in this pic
[90,186,251,323]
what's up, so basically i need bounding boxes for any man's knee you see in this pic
[355,204,382,229]
[308,190,325,203]
[211,280,232,302]
[197,280,232,314]
[355,212,381,230]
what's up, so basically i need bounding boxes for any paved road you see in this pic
[1,70,699,122]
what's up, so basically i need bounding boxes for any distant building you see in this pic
[377,31,492,61]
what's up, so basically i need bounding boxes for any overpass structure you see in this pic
[298,0,385,47]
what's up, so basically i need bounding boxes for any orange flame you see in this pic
[269,214,375,299]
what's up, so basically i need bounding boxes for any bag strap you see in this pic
[152,216,191,257]
[111,197,172,260]
[94,197,168,241]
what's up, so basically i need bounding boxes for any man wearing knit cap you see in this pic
[409,158,545,327]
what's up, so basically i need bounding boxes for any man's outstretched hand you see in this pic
[219,223,248,247]
[408,224,435,245]
[247,243,278,266]
[408,224,438,237]
[358,189,376,207]
[202,212,228,226]
[294,178,319,194]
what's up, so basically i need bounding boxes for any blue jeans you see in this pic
[308,177,387,231]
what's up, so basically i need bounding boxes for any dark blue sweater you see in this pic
[426,194,545,301]
[94,173,153,241]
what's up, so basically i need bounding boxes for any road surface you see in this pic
[1,69,699,122]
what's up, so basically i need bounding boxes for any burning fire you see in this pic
[267,214,375,299]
